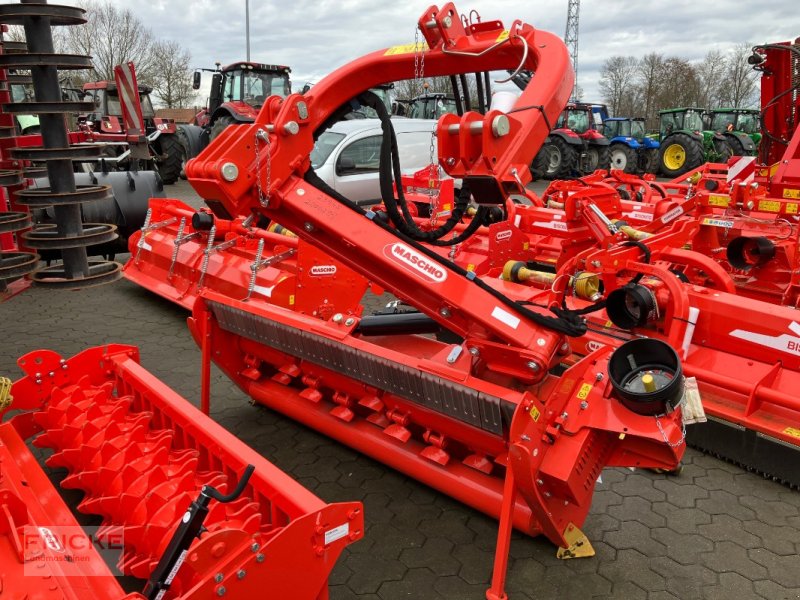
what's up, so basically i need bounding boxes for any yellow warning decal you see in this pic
[784,188,800,200]
[523,242,529,251]
[289,294,295,306]
[496,30,509,42]
[787,203,799,214]
[784,427,800,439]
[466,263,476,272]
[708,194,730,207]
[577,383,592,400]
[757,200,781,213]
[530,406,541,422]
[384,42,427,56]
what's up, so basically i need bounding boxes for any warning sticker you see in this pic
[576,383,592,400]
[701,217,734,229]
[530,406,541,422]
[784,427,800,439]
[707,194,730,207]
[783,188,800,200]
[758,200,781,213]
[384,42,426,56]
[786,203,798,214]
[496,30,509,42]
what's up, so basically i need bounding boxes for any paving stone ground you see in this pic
[1,181,799,600]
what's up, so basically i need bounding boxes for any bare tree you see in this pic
[720,42,759,107]
[151,40,196,108]
[655,57,701,110]
[637,53,665,129]
[599,55,638,116]
[696,50,728,109]
[64,1,157,86]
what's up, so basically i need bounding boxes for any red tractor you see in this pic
[532,102,611,179]
[78,78,185,184]
[179,62,292,159]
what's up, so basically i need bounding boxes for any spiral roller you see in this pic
[0,0,121,288]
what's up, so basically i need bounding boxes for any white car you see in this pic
[311,118,440,206]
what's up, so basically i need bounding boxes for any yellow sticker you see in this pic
[496,30,509,42]
[758,200,781,213]
[523,242,529,251]
[384,42,426,56]
[466,263,476,272]
[530,406,541,422]
[708,194,730,207]
[289,294,295,306]
[784,189,800,200]
[577,383,592,400]
[784,427,800,439]
[787,203,798,214]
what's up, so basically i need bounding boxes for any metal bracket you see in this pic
[556,522,595,559]
[244,239,297,301]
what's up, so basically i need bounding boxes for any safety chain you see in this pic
[255,129,272,207]
[654,389,687,448]
[413,27,426,96]
[428,128,441,227]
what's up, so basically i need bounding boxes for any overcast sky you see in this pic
[115,0,798,103]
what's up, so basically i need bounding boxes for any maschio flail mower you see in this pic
[126,5,799,599]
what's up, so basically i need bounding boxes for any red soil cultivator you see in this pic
[0,345,362,599]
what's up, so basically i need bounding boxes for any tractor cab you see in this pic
[658,107,705,140]
[405,93,458,120]
[705,108,761,156]
[555,104,594,134]
[603,117,647,142]
[81,81,157,128]
[195,62,292,122]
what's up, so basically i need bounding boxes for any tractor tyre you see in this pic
[659,133,703,178]
[643,149,660,174]
[711,138,734,164]
[584,145,610,174]
[209,115,236,142]
[155,134,185,185]
[726,136,746,157]
[530,144,553,180]
[609,143,638,174]
[176,125,205,180]
[545,137,578,180]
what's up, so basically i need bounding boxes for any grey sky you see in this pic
[115,0,799,104]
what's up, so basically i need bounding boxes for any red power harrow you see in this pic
[0,345,362,599]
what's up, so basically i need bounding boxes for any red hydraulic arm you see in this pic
[187,3,576,380]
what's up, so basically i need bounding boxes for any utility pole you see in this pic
[246,0,250,61]
[564,0,580,101]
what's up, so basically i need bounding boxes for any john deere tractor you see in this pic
[704,108,761,156]
[658,108,733,177]
[603,117,660,174]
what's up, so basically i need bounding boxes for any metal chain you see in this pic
[413,26,426,96]
[654,388,687,448]
[255,129,271,207]
[428,128,441,227]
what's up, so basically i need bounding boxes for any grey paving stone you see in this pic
[597,548,667,592]
[608,495,668,528]
[650,556,717,600]
[701,541,769,580]
[399,538,460,577]
[650,528,715,565]
[748,548,800,588]
[702,572,759,600]
[752,579,800,600]
[603,520,668,558]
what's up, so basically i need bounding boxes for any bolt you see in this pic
[256,553,265,563]
[468,347,479,356]
[443,15,452,27]
[521,434,531,441]
[536,479,544,486]
[214,573,224,583]
[251,543,260,553]
[283,121,300,135]
[345,317,355,327]
[446,157,455,166]
[303,222,314,232]
[237,569,246,580]
[527,361,540,371]
[595,373,604,382]
[216,586,227,596]
[560,342,570,353]
[580,401,588,410]
[440,307,451,318]
[561,412,568,419]
[48,371,54,378]
[332,313,343,324]
[297,188,306,196]
[544,492,552,498]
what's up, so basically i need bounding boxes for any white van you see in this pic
[310,118,439,206]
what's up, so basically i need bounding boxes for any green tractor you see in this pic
[704,108,761,156]
[658,107,733,178]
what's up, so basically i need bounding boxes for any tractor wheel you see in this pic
[154,134,185,185]
[609,143,638,173]
[584,145,610,174]
[209,115,236,141]
[643,149,660,174]
[176,125,205,180]
[530,144,553,180]
[545,137,578,180]
[726,136,746,157]
[711,138,733,164]
[659,133,703,178]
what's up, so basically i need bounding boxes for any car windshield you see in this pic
[737,113,758,134]
[311,131,345,169]
[226,70,291,106]
[559,109,590,133]
[631,120,645,139]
